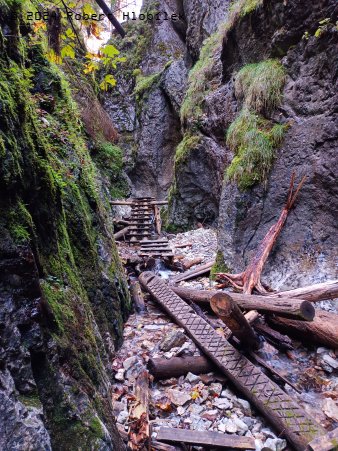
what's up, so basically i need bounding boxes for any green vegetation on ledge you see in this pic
[226,58,287,190]
[175,133,201,166]
[210,251,231,280]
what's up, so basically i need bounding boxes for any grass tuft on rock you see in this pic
[226,109,288,190]
[235,59,286,113]
[175,133,201,166]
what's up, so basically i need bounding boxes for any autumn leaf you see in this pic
[190,390,200,400]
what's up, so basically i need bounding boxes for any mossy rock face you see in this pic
[0,0,130,449]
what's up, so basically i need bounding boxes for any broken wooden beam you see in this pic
[268,310,338,349]
[148,356,213,380]
[139,272,324,451]
[114,226,130,241]
[128,370,149,450]
[156,427,255,449]
[272,279,338,302]
[254,322,293,351]
[172,287,315,321]
[130,280,146,314]
[210,292,260,350]
[170,261,214,284]
[306,426,338,451]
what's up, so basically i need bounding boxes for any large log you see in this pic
[170,261,214,284]
[148,356,213,379]
[128,370,149,450]
[157,427,255,449]
[210,292,260,350]
[268,310,338,349]
[172,287,315,321]
[272,280,338,302]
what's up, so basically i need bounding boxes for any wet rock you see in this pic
[322,397,338,421]
[263,437,287,451]
[159,330,186,352]
[167,389,191,406]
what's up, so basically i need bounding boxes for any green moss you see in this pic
[226,109,288,190]
[18,393,43,408]
[134,71,162,103]
[210,251,230,280]
[181,0,264,124]
[175,134,201,166]
[235,59,286,113]
[6,200,34,244]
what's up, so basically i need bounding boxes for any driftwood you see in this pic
[157,427,255,449]
[272,280,338,302]
[148,356,213,380]
[210,292,259,350]
[128,370,149,450]
[269,310,338,349]
[114,226,130,241]
[171,287,315,321]
[217,173,306,294]
[130,280,146,314]
[307,426,338,451]
[170,261,214,284]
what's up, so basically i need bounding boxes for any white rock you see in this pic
[185,372,200,383]
[167,389,191,406]
[201,409,218,421]
[177,406,186,415]
[261,428,276,439]
[232,417,248,434]
[323,397,338,421]
[263,437,287,451]
[221,388,236,400]
[209,383,222,396]
[224,419,237,433]
[322,354,338,369]
[115,368,125,381]
[218,422,227,433]
[213,397,233,410]
[117,410,128,424]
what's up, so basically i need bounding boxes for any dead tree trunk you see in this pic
[217,173,306,294]
[272,280,338,302]
[114,226,130,241]
[170,261,214,284]
[172,287,315,321]
[210,293,260,350]
[148,356,213,379]
[268,310,338,349]
[130,280,146,314]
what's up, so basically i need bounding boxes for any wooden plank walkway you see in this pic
[139,272,325,451]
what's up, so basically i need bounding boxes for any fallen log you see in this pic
[150,440,180,451]
[210,292,260,350]
[182,257,203,270]
[268,310,338,349]
[114,226,130,241]
[272,280,338,302]
[157,427,255,449]
[148,356,212,380]
[217,173,306,294]
[139,272,324,450]
[130,280,146,314]
[172,287,315,321]
[254,323,294,351]
[114,219,130,227]
[128,370,149,450]
[170,261,214,284]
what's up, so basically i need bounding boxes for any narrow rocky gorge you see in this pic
[0,0,337,449]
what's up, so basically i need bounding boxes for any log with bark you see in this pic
[253,322,294,351]
[171,287,315,321]
[148,356,213,380]
[130,280,146,314]
[210,292,260,350]
[272,280,338,302]
[169,261,214,284]
[114,226,130,241]
[268,310,338,349]
[128,370,149,450]
[216,173,306,294]
[157,427,255,449]
[182,257,203,270]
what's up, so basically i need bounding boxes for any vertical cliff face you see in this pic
[0,1,130,449]
[108,0,337,285]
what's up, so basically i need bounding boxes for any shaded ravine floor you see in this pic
[113,228,338,451]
